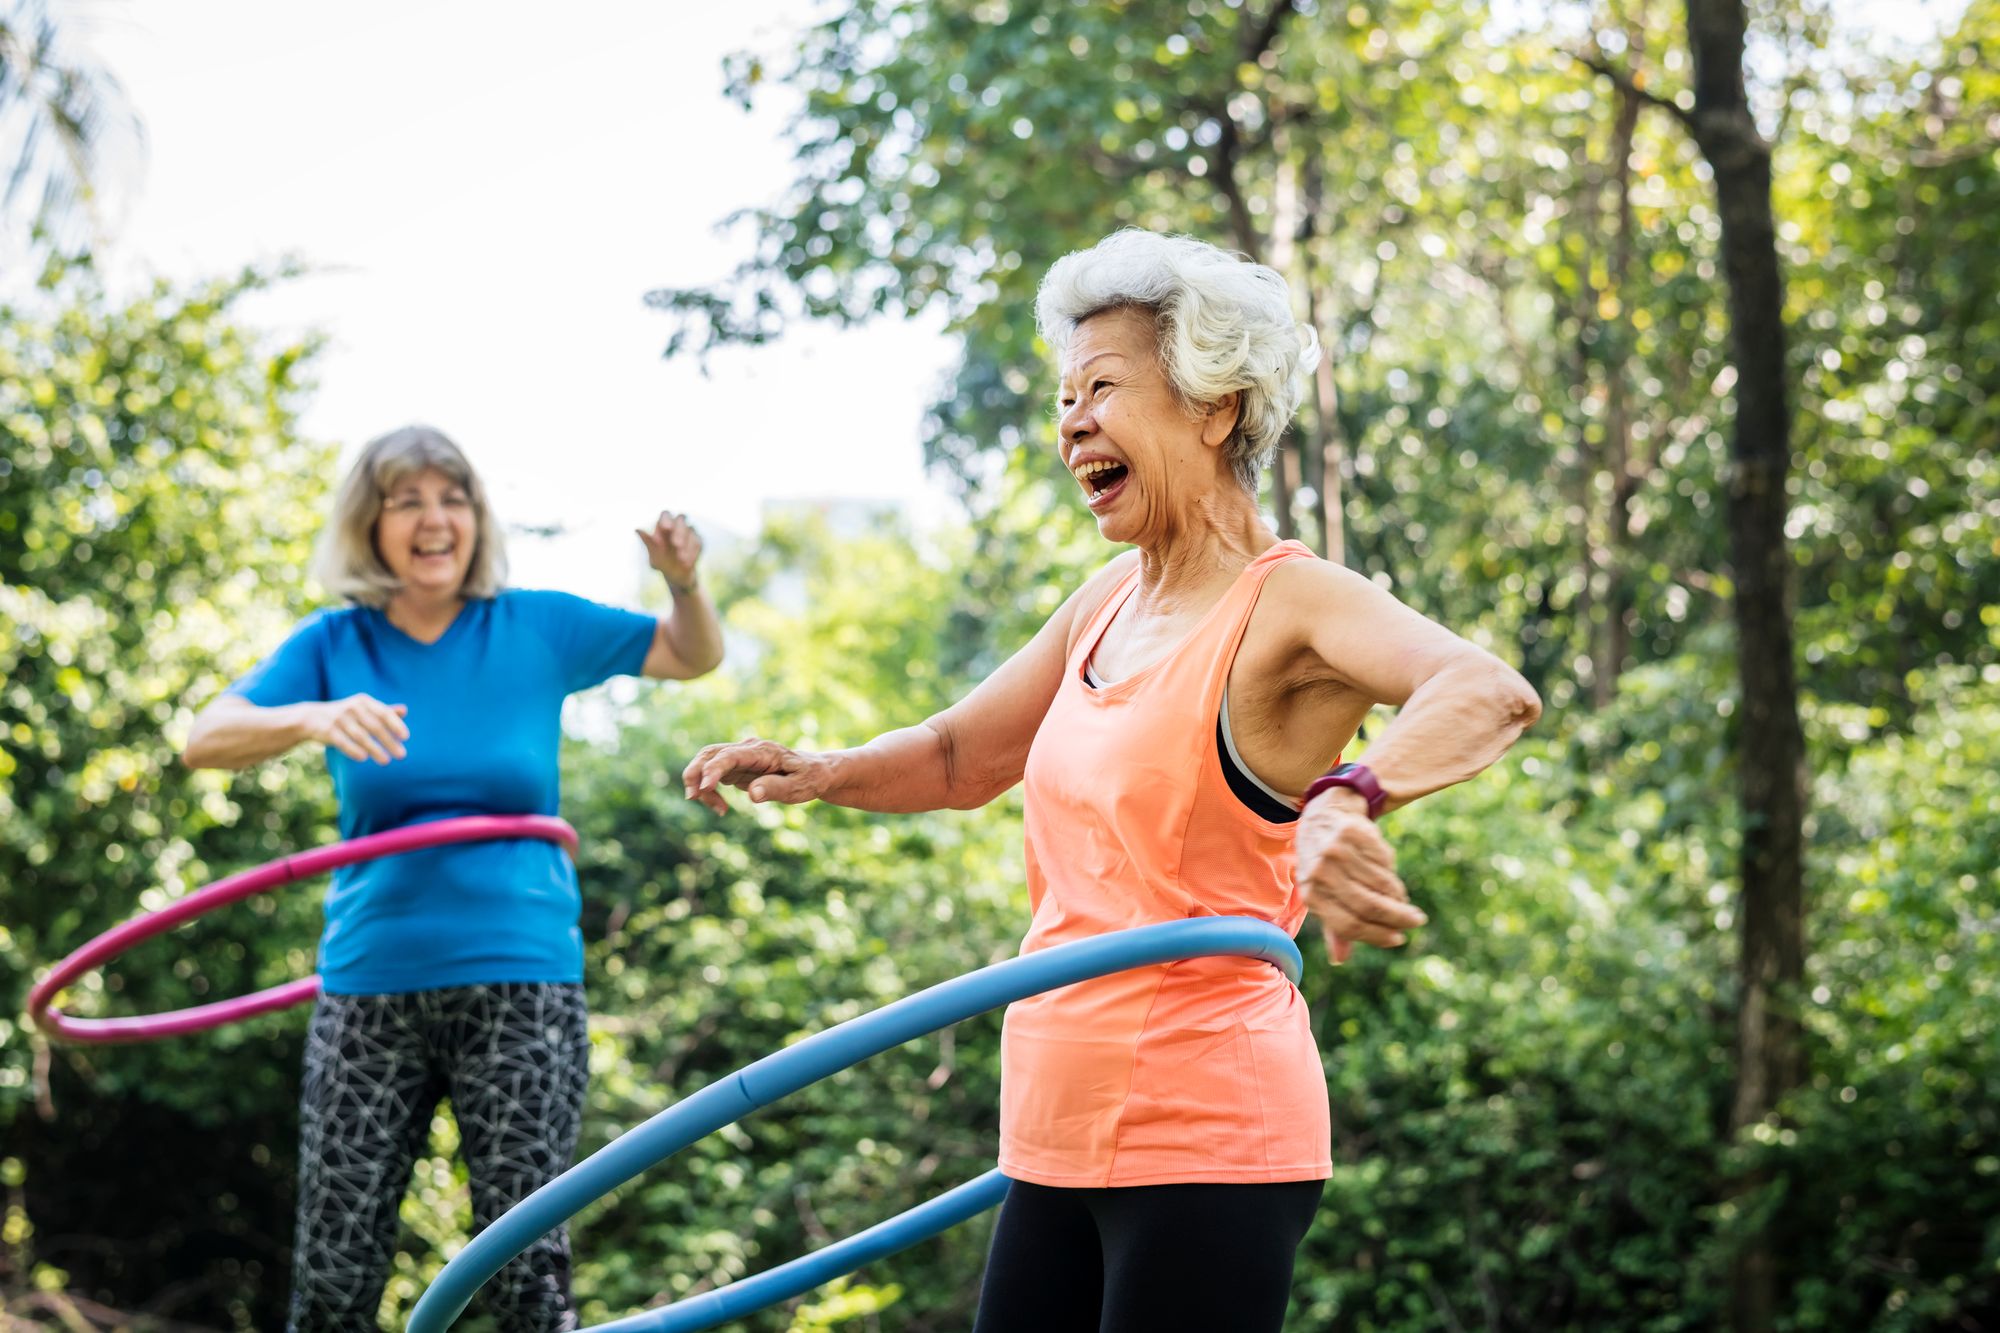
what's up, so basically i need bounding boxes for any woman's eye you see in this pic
[1092,380,1111,394]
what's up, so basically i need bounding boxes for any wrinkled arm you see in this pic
[684,556,1135,814]
[820,599,1074,812]
[1276,561,1540,964]
[1276,560,1542,813]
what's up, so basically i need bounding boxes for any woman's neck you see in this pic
[1133,487,1278,610]
[383,591,467,644]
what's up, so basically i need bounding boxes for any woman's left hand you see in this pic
[1293,791,1427,964]
[682,738,834,814]
[637,510,703,589]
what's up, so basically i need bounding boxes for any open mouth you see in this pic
[1072,459,1130,508]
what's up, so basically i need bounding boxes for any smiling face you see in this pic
[1055,306,1240,548]
[373,466,477,601]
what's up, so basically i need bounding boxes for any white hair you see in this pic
[1034,229,1322,490]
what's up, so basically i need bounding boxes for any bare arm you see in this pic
[1269,558,1542,811]
[636,511,725,680]
[640,583,725,680]
[1266,559,1541,964]
[183,693,409,770]
[683,555,1137,814]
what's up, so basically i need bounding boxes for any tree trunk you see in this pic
[1566,147,1602,700]
[1683,0,1810,1327]
[1296,153,1347,562]
[1309,302,1347,564]
[1266,139,1302,544]
[1273,444,1300,542]
[1283,148,1347,562]
[1597,78,1643,706]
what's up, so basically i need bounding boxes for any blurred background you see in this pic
[2,0,1994,1329]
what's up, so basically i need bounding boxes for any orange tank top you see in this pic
[998,540,1334,1188]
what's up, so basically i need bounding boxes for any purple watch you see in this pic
[1301,762,1387,820]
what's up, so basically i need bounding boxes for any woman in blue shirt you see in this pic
[183,424,723,1332]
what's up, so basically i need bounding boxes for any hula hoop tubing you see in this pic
[408,916,1304,1333]
[27,814,579,1045]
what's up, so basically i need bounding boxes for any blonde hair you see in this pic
[311,425,508,607]
[1035,229,1321,491]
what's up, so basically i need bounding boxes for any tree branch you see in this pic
[1908,111,2000,167]
[1203,0,1300,259]
[1570,51,1697,134]
[1212,113,1262,257]
[1241,0,1298,66]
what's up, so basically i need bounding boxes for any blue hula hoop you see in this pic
[408,916,1304,1333]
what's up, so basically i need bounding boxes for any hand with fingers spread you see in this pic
[682,738,835,815]
[637,510,704,592]
[306,693,411,765]
[1293,788,1427,964]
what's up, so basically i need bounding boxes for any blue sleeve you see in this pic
[519,590,658,695]
[226,613,332,707]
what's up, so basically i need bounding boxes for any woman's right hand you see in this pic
[307,694,410,764]
[682,739,834,814]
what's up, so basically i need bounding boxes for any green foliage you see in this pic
[1785,0,2000,723]
[557,514,1027,1331]
[630,7,2000,1322]
[658,0,2000,725]
[7,2,1999,1330]
[7,399,1995,1329]
[1,260,335,1326]
[1775,677,2000,1328]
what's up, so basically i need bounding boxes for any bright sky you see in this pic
[83,0,964,605]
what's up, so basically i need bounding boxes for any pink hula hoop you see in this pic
[27,814,580,1045]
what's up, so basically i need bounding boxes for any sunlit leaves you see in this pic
[1,261,334,1322]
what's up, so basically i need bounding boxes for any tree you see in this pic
[650,0,1752,712]
[1579,0,1808,1321]
[0,0,143,264]
[650,2,2000,1326]
[1681,7,1806,1325]
[1,260,333,1327]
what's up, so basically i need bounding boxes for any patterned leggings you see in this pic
[287,983,590,1333]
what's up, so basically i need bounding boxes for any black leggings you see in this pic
[972,1177,1324,1333]
[287,983,589,1333]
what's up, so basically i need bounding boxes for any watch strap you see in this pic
[1301,762,1387,820]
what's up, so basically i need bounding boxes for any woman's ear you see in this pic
[1201,391,1242,448]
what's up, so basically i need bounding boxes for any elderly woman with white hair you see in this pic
[685,229,1540,1331]
[183,425,724,1332]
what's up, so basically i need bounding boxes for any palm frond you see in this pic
[0,0,145,261]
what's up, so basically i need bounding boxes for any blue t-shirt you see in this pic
[227,589,656,994]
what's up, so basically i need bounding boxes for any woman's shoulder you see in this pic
[488,587,609,621]
[491,586,587,608]
[291,604,366,639]
[1058,551,1143,655]
[1074,550,1142,611]
[256,604,367,664]
[1261,548,1372,601]
[1255,549,1437,659]
[1093,548,1144,588]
